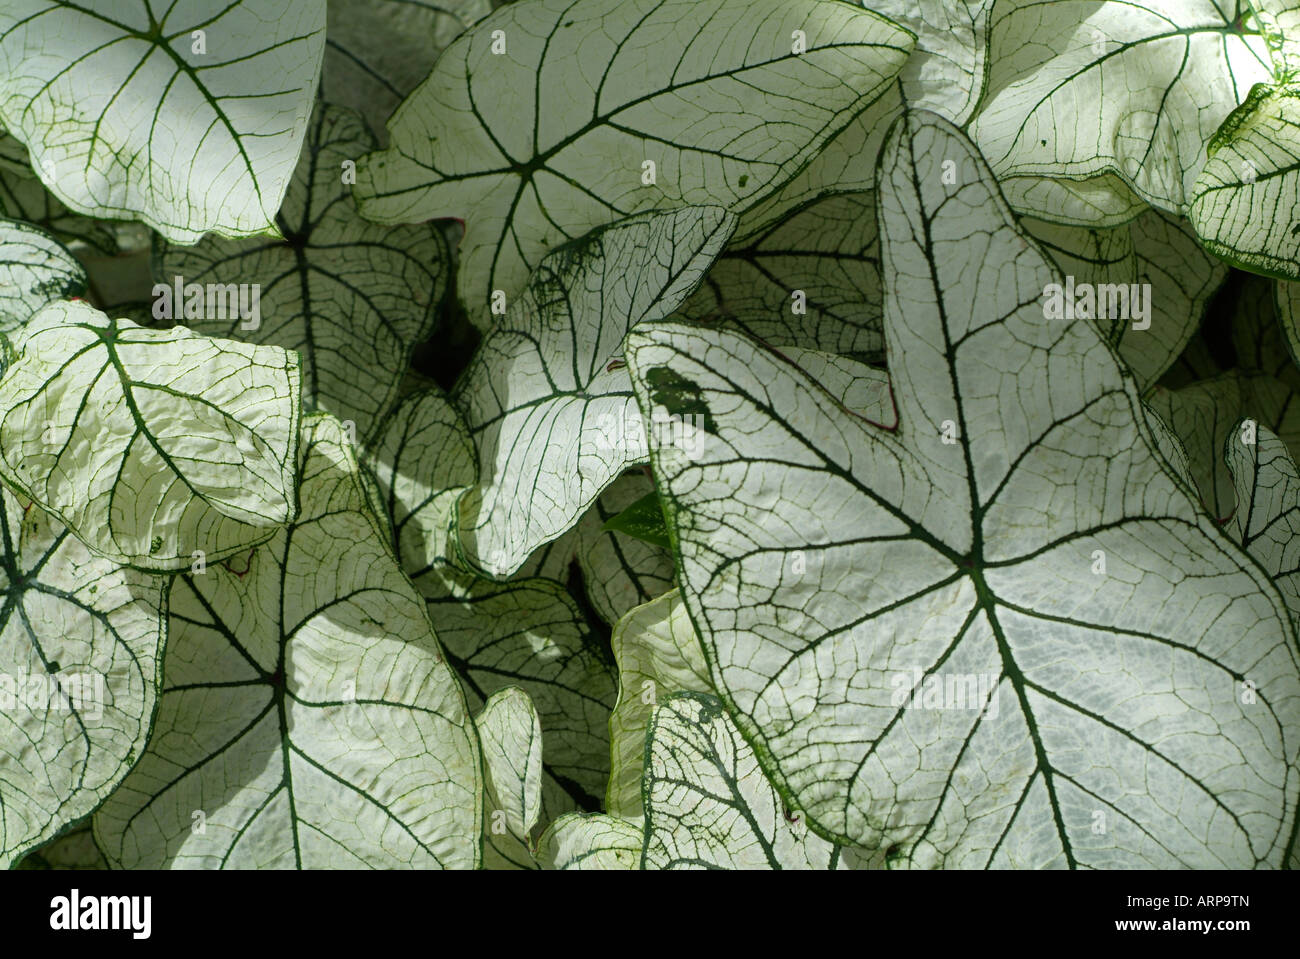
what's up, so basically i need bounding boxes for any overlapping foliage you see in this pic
[4,0,1300,870]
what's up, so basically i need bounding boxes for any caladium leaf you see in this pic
[1022,209,1227,390]
[0,0,325,242]
[732,83,904,244]
[429,577,616,822]
[580,474,675,623]
[0,135,117,254]
[323,0,491,143]
[1146,371,1300,519]
[999,172,1148,229]
[0,301,301,571]
[0,219,85,331]
[676,191,883,361]
[1225,423,1300,865]
[1189,84,1300,280]
[1228,424,1300,623]
[158,103,448,444]
[364,386,617,819]
[453,206,734,578]
[0,486,165,868]
[15,823,108,870]
[1250,0,1300,77]
[537,812,642,870]
[626,110,1300,867]
[606,589,710,819]
[355,0,914,326]
[642,692,850,870]
[476,686,543,870]
[969,0,1273,215]
[871,0,993,125]
[93,414,481,869]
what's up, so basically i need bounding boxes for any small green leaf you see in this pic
[601,490,671,551]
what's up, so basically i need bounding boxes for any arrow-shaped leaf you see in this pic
[626,110,1300,867]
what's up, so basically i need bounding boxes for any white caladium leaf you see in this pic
[324,0,491,143]
[1225,423,1300,867]
[158,104,448,444]
[1250,0,1300,76]
[93,414,481,869]
[1023,210,1227,389]
[732,83,904,244]
[0,300,301,571]
[677,192,883,360]
[537,812,642,870]
[355,0,914,326]
[0,1,325,242]
[642,692,851,870]
[476,686,544,870]
[364,386,617,819]
[477,686,543,837]
[607,589,710,819]
[1190,84,1300,280]
[0,135,117,254]
[969,0,1273,215]
[430,576,616,821]
[453,206,734,578]
[0,219,85,331]
[1228,425,1300,623]
[0,486,165,868]
[575,473,675,626]
[15,823,108,870]
[999,172,1148,228]
[1146,371,1300,519]
[626,110,1300,867]
[872,0,993,125]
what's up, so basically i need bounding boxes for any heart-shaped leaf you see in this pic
[642,691,853,870]
[0,487,164,868]
[355,0,913,326]
[0,301,301,570]
[626,110,1300,867]
[452,206,734,577]
[969,0,1273,214]
[0,0,326,242]
[0,218,85,331]
[93,414,481,868]
[476,686,544,870]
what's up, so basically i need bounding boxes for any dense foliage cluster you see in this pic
[3,0,1300,870]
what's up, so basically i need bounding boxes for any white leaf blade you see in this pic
[158,104,449,444]
[0,218,85,331]
[93,414,481,869]
[969,0,1273,214]
[627,110,1300,867]
[0,1,326,242]
[356,0,914,326]
[0,301,301,570]
[642,692,849,870]
[606,589,710,819]
[0,488,165,868]
[476,686,544,840]
[453,206,734,577]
